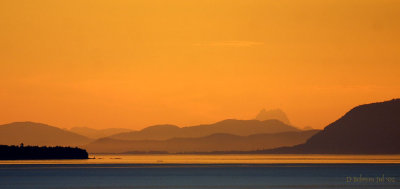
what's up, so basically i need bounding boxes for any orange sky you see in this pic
[1,0,399,130]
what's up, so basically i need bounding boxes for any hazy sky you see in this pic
[1,0,399,129]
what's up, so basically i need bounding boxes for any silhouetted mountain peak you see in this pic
[262,98,400,154]
[0,122,91,146]
[316,98,400,134]
[255,108,291,125]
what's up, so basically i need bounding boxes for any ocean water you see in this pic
[1,155,400,189]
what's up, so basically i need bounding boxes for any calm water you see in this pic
[1,155,400,189]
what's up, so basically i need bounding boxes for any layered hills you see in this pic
[0,122,91,146]
[85,130,319,153]
[109,119,299,141]
[7,99,399,155]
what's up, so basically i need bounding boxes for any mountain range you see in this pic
[109,119,298,141]
[0,119,302,151]
[2,99,399,154]
[85,130,319,153]
[260,99,400,154]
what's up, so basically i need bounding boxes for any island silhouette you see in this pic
[0,143,88,160]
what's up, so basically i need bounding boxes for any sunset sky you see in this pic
[1,0,399,130]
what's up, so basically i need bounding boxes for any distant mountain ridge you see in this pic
[109,119,299,141]
[260,99,400,154]
[3,99,398,154]
[86,130,319,153]
[68,127,132,139]
[0,122,92,146]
